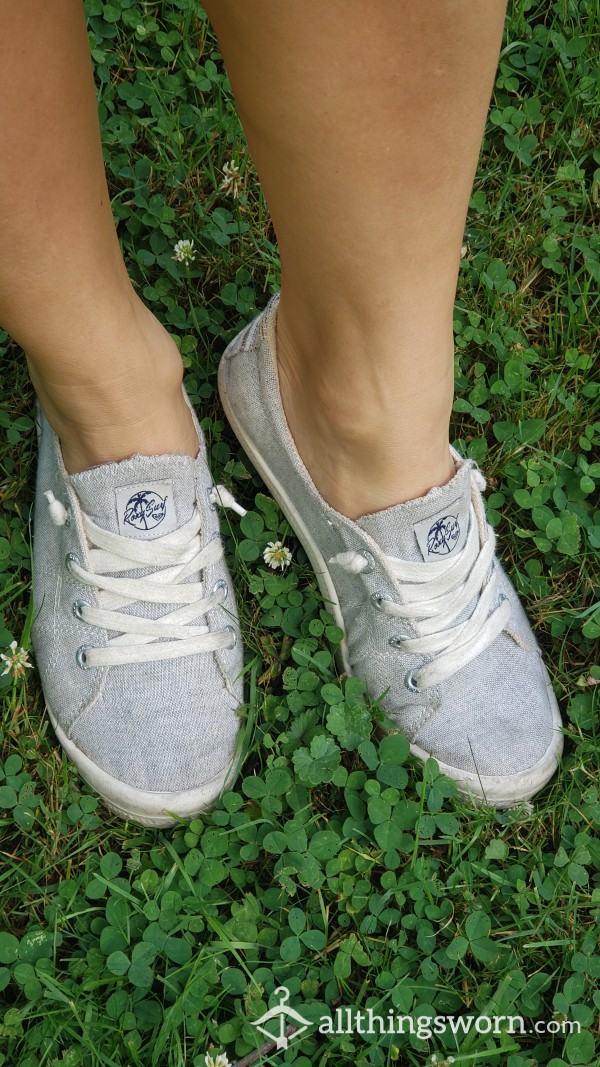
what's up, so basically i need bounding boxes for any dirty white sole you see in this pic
[47,705,234,828]
[219,359,563,808]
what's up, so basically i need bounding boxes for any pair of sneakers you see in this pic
[31,295,563,826]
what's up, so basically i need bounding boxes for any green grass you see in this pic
[1,1,599,1066]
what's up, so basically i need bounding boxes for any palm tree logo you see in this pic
[123,490,167,531]
[249,986,312,1051]
[427,514,460,556]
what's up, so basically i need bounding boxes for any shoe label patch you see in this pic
[115,480,177,539]
[412,495,470,562]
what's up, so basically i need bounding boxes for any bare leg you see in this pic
[0,1,197,473]
[203,0,507,518]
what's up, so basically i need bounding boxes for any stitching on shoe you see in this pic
[413,695,441,733]
[65,666,110,737]
[413,705,433,735]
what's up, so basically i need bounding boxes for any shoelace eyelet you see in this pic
[358,551,376,574]
[72,600,90,620]
[212,578,228,602]
[223,625,237,649]
[371,592,393,611]
[404,670,421,693]
[65,552,81,574]
[389,634,409,648]
[75,646,91,669]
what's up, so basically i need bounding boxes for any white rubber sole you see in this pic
[47,705,235,828]
[219,357,563,809]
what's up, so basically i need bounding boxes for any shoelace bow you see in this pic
[329,471,518,692]
[46,485,245,668]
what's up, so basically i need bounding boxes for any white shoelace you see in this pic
[46,485,245,669]
[328,473,516,692]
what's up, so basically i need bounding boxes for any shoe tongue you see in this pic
[70,454,197,541]
[356,461,473,563]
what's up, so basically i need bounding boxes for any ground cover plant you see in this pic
[0,1,599,1065]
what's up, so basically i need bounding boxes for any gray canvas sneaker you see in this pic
[32,391,244,827]
[218,294,563,807]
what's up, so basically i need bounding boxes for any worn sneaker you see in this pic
[218,294,563,807]
[32,392,244,826]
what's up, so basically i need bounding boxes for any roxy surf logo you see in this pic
[123,489,168,531]
[427,514,460,556]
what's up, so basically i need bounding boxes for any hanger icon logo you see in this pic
[249,985,312,1051]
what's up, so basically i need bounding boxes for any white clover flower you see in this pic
[1,641,33,679]
[205,1053,231,1067]
[172,238,196,264]
[263,541,292,570]
[219,160,243,199]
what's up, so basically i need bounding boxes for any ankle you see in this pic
[29,301,198,474]
[50,386,198,476]
[282,392,454,517]
[276,307,455,518]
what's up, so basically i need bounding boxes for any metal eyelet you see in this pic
[223,625,237,649]
[404,670,422,693]
[212,579,228,602]
[358,551,376,574]
[72,600,90,620]
[371,592,393,611]
[389,634,409,648]
[65,552,81,573]
[75,646,90,669]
